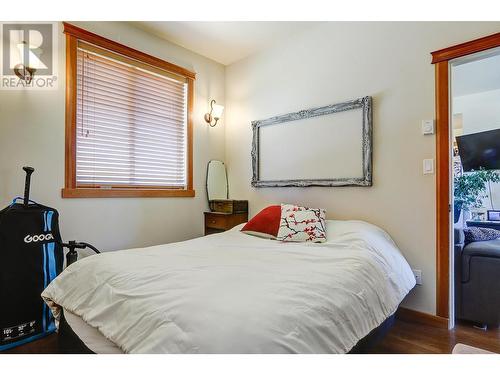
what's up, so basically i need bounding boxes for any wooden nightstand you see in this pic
[204,212,248,235]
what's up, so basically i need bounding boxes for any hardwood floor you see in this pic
[368,319,500,354]
[1,319,499,354]
[1,333,60,354]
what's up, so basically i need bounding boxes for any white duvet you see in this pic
[42,220,415,354]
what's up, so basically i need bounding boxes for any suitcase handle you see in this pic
[11,196,37,206]
[22,166,35,207]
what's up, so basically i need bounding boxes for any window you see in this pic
[62,23,195,198]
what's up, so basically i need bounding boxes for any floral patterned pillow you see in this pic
[276,204,327,243]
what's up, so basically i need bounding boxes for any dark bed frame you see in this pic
[58,312,94,354]
[58,311,395,354]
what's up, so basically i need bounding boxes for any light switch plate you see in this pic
[422,120,435,135]
[423,159,434,174]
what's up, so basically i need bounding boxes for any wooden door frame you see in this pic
[431,32,500,319]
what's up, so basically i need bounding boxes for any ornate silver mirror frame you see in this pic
[251,96,373,187]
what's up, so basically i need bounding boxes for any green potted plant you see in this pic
[454,169,500,223]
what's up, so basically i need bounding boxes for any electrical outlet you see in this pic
[412,269,422,285]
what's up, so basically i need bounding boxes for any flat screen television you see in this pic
[456,128,500,172]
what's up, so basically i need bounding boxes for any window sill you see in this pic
[61,188,195,198]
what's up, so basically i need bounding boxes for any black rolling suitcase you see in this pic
[0,167,64,351]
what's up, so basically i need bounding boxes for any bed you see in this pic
[42,220,416,354]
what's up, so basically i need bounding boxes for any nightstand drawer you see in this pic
[205,227,225,235]
[204,212,248,235]
[205,214,228,230]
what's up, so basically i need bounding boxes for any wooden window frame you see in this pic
[62,22,196,198]
[431,32,500,320]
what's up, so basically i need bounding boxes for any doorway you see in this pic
[432,32,500,326]
[451,48,500,328]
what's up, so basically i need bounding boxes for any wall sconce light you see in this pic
[204,100,224,127]
[14,64,37,84]
[12,41,44,84]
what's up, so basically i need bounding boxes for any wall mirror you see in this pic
[206,160,228,200]
[251,96,373,187]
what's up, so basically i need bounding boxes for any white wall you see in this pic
[224,22,500,314]
[0,22,226,251]
[453,89,500,209]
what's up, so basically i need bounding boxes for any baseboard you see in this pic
[396,307,449,329]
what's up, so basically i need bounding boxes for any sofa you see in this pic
[454,227,500,327]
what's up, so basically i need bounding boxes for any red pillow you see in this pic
[241,205,281,239]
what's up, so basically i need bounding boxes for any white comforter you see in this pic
[42,220,415,354]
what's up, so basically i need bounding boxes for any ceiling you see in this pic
[131,22,317,65]
[452,48,500,97]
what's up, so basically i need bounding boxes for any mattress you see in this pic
[43,220,416,353]
[62,308,396,354]
[64,309,122,354]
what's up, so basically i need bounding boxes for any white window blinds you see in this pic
[75,42,188,189]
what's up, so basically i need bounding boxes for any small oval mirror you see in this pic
[207,160,228,201]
